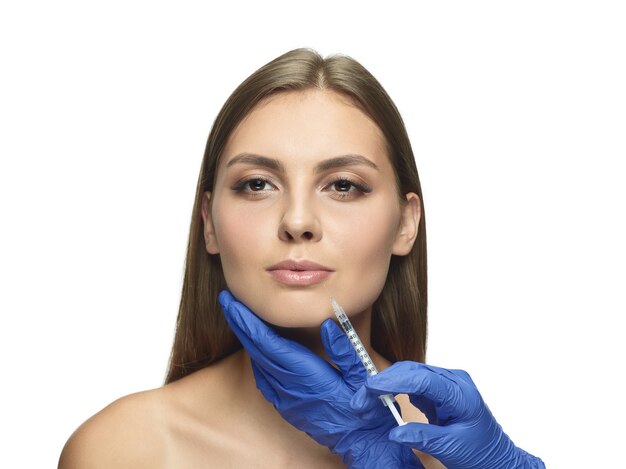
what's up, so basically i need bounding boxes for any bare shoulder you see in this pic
[57,355,244,469]
[58,388,169,469]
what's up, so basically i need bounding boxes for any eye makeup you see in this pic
[229,175,278,200]
[230,174,373,201]
[230,176,276,192]
[323,176,372,200]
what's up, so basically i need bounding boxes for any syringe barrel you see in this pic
[331,298,406,426]
[331,299,379,375]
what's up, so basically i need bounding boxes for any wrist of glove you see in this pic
[352,362,545,469]
[219,290,422,469]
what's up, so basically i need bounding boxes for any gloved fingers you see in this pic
[361,361,468,422]
[218,290,286,371]
[348,385,394,422]
[251,358,335,419]
[389,422,454,457]
[351,384,384,414]
[219,290,334,377]
[219,290,342,392]
[407,394,439,425]
[320,319,368,392]
[363,361,454,397]
[449,368,476,386]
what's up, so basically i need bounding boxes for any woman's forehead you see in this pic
[221,89,389,168]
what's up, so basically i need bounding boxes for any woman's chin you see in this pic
[254,305,336,328]
[249,298,372,329]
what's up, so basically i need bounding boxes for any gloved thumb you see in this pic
[320,319,367,391]
[389,422,453,457]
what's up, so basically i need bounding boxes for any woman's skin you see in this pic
[59,90,445,468]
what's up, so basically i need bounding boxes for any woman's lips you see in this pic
[266,260,333,286]
[267,269,332,286]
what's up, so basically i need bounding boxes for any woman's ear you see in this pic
[201,191,220,254]
[392,192,421,256]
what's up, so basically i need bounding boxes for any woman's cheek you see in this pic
[212,201,259,283]
[334,197,400,255]
[216,197,271,246]
[329,203,398,312]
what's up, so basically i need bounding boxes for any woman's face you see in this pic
[202,89,419,327]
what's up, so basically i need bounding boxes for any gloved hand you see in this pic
[218,290,423,469]
[351,361,546,469]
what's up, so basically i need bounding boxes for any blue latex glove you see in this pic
[218,290,422,469]
[351,361,545,469]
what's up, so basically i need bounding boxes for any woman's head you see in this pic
[201,88,420,329]
[166,48,427,383]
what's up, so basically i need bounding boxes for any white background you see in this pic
[1,1,624,467]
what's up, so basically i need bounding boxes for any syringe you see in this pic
[331,298,406,426]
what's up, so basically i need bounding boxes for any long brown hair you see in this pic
[165,48,427,383]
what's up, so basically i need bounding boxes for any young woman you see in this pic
[59,48,543,468]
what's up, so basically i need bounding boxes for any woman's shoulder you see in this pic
[58,387,170,469]
[58,354,245,469]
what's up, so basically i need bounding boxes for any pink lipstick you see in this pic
[266,260,333,286]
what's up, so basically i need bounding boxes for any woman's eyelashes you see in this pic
[231,176,276,195]
[323,177,372,200]
[230,175,372,200]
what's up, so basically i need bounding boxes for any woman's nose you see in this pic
[278,195,322,243]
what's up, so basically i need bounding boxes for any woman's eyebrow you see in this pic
[225,153,378,173]
[226,153,285,172]
[315,154,379,173]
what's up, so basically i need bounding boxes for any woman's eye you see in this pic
[247,178,270,191]
[326,178,372,199]
[231,177,276,195]
[333,180,354,192]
